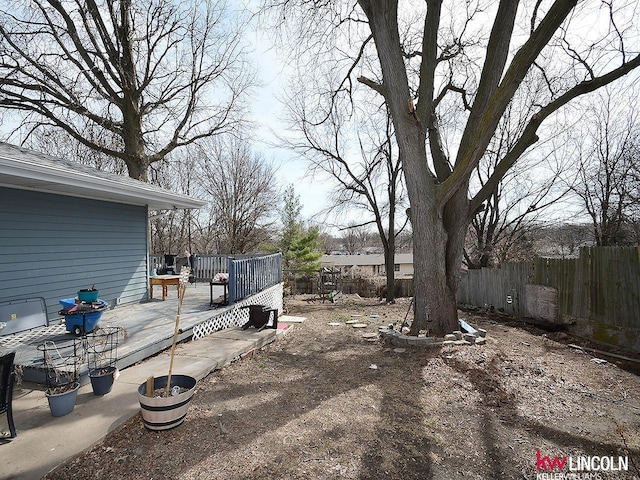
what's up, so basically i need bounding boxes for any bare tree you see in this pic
[30,129,128,176]
[283,90,408,302]
[568,89,640,246]
[466,102,569,268]
[341,223,374,255]
[318,231,342,254]
[533,223,592,258]
[267,0,640,335]
[149,150,208,254]
[197,138,278,254]
[0,0,253,180]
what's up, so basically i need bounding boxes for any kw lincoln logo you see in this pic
[534,449,631,480]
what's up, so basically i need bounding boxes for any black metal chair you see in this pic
[163,254,176,275]
[0,351,17,438]
[240,305,278,331]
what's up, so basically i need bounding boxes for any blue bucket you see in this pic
[59,298,76,309]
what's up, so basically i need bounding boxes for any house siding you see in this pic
[0,187,149,320]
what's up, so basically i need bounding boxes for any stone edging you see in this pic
[379,326,487,348]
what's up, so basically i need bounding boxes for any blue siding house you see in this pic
[0,142,205,320]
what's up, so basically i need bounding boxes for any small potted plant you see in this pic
[137,267,197,430]
[77,284,99,303]
[86,326,124,396]
[38,339,81,417]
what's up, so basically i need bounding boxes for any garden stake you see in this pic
[165,267,191,397]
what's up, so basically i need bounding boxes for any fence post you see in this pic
[228,257,236,305]
[277,254,282,284]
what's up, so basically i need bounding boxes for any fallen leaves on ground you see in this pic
[45,296,640,480]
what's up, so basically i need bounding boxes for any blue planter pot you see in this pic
[89,366,116,396]
[78,289,99,302]
[45,383,79,417]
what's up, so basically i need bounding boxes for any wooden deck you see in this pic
[0,282,231,385]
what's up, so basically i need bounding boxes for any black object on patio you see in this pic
[240,305,278,332]
[1,351,17,438]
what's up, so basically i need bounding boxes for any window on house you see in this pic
[394,264,400,272]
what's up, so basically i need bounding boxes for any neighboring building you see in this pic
[0,142,205,320]
[321,253,414,278]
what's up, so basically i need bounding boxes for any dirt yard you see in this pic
[45,296,640,480]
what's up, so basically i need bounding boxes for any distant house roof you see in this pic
[322,253,414,266]
[0,142,206,210]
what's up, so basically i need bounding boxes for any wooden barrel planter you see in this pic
[137,375,197,431]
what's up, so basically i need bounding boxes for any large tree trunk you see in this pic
[357,0,640,335]
[407,185,466,336]
[119,0,148,182]
[361,0,462,335]
[123,150,149,181]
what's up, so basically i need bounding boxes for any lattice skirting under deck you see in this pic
[0,324,67,350]
[192,283,283,340]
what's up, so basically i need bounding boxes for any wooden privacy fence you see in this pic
[284,273,414,298]
[149,252,283,305]
[457,246,640,351]
[457,263,533,317]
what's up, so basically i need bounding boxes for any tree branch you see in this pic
[470,52,640,213]
[438,0,579,209]
[357,73,385,96]
[310,33,375,125]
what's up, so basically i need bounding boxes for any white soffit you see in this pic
[0,143,206,210]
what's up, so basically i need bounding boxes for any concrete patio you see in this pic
[0,282,293,480]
